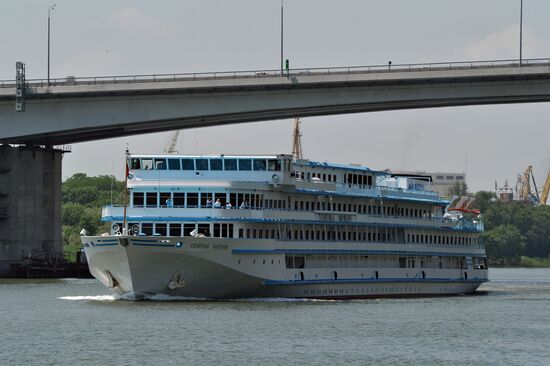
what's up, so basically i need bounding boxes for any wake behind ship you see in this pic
[82,153,488,299]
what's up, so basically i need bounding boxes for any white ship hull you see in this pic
[83,235,487,300]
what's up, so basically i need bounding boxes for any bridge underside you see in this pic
[2,64,550,145]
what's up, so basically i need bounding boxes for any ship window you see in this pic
[436,175,444,180]
[154,223,167,236]
[141,158,153,170]
[173,193,185,207]
[168,158,181,170]
[253,159,267,171]
[268,159,281,171]
[160,192,171,207]
[146,192,158,207]
[154,158,167,170]
[224,159,237,171]
[238,159,252,171]
[183,224,195,236]
[214,223,221,238]
[197,224,210,237]
[187,193,198,207]
[230,193,237,207]
[133,192,144,207]
[239,228,244,238]
[456,176,464,180]
[196,159,209,170]
[446,176,454,180]
[130,158,141,170]
[141,223,153,235]
[169,224,181,236]
[210,159,222,171]
[181,159,195,170]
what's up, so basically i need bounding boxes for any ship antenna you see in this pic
[292,117,303,159]
[122,147,130,235]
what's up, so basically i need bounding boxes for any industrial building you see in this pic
[390,170,467,197]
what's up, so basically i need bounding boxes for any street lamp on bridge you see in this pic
[48,4,56,86]
[519,0,523,65]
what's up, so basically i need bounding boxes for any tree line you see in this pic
[473,190,550,265]
[62,173,125,258]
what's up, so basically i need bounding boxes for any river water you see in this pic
[1,268,549,366]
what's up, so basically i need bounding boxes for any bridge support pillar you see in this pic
[0,145,63,275]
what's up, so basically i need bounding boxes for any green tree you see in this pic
[524,206,550,258]
[61,173,125,261]
[473,190,496,213]
[447,181,469,196]
[483,224,525,263]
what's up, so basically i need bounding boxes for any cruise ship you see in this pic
[82,153,488,299]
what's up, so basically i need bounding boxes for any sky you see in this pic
[1,0,550,192]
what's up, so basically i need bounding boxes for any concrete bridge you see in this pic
[2,58,550,145]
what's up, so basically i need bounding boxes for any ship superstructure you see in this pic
[82,153,487,299]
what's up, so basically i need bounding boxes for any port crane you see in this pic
[496,150,550,206]
[516,165,539,205]
[539,166,550,205]
[516,154,550,205]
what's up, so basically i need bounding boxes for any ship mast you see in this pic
[291,117,303,159]
[122,147,129,235]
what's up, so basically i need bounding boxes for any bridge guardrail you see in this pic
[1,58,550,88]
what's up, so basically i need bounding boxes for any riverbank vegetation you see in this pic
[62,174,124,260]
[474,191,550,266]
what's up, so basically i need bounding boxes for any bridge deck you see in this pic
[2,58,550,145]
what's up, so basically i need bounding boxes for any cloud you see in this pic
[463,25,549,60]
[98,7,171,35]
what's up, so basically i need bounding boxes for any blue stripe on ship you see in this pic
[263,278,487,286]
[232,248,485,257]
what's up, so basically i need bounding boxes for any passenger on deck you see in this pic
[226,202,233,209]
[240,201,249,209]
[213,199,222,208]
[206,199,213,208]
[165,197,174,208]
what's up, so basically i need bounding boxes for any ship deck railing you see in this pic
[335,183,441,198]
[104,204,483,230]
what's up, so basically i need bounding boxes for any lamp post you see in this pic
[280,0,284,76]
[519,0,523,65]
[48,4,56,86]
